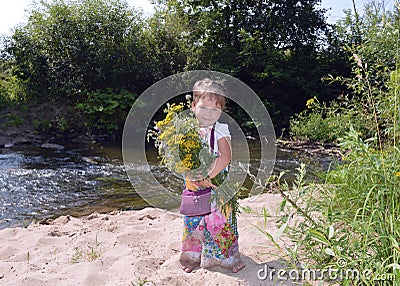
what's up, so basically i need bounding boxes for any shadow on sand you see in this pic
[202,255,309,286]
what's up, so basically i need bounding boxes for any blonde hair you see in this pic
[192,78,227,109]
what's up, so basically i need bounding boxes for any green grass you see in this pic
[253,35,400,285]
[70,234,102,263]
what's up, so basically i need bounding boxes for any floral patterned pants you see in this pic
[179,208,241,269]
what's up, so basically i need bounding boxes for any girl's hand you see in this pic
[190,175,217,189]
[187,173,217,189]
[185,175,216,190]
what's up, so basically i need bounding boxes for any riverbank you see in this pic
[0,193,304,286]
[0,100,343,158]
[0,102,116,149]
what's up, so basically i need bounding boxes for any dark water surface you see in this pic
[0,141,332,229]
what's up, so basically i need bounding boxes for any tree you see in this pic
[4,0,149,99]
[142,1,202,79]
[161,0,333,129]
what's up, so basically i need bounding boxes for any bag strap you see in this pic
[210,122,216,153]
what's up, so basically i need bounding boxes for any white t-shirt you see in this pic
[200,121,231,155]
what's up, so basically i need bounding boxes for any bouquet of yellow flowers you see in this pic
[148,102,215,181]
[147,101,238,215]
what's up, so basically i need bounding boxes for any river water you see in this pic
[0,141,331,230]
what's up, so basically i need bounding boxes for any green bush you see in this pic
[76,88,137,135]
[290,111,331,142]
[0,74,27,101]
[4,0,150,99]
[289,97,374,143]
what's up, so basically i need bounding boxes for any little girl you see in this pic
[179,78,245,273]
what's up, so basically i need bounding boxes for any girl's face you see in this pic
[191,97,222,126]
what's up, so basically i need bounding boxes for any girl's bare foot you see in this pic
[180,262,199,273]
[232,261,245,273]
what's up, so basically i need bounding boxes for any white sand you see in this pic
[0,194,301,286]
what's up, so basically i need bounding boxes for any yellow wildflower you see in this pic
[182,154,193,169]
[306,98,314,109]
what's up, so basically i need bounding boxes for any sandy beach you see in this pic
[0,194,301,286]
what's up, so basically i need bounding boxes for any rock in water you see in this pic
[40,143,65,150]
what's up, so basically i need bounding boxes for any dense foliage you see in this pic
[6,1,132,97]
[0,0,199,135]
[258,1,400,284]
[162,0,343,128]
[290,1,400,144]
[0,0,348,135]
